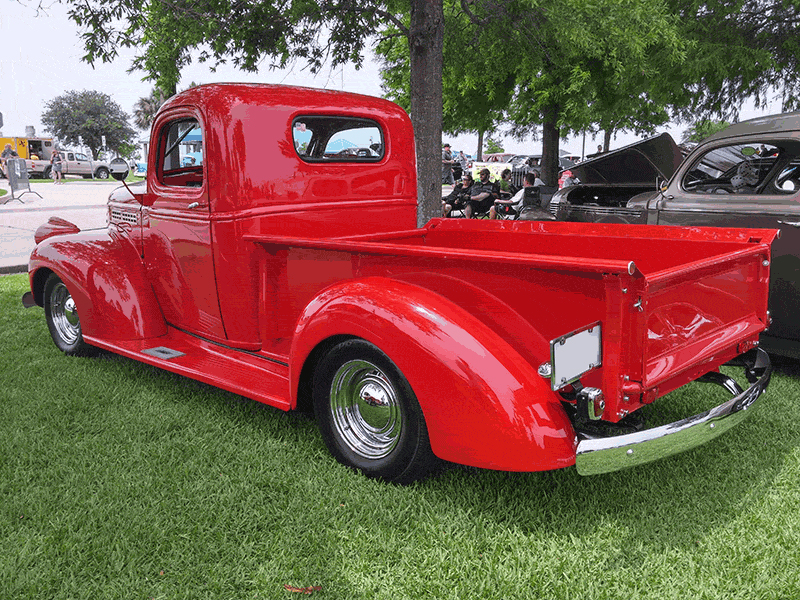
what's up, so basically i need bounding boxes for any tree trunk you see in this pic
[603,128,612,152]
[540,105,560,187]
[408,0,444,227]
[477,130,484,161]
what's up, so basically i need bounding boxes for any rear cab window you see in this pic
[292,116,384,162]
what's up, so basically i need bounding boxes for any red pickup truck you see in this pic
[23,84,774,482]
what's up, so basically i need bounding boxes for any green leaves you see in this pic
[41,91,137,159]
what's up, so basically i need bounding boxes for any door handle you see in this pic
[187,202,207,209]
[777,220,800,228]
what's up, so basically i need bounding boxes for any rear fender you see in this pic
[29,227,167,340]
[291,277,577,472]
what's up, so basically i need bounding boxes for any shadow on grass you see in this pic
[85,342,799,559]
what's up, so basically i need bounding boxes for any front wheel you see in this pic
[313,339,437,483]
[43,274,97,356]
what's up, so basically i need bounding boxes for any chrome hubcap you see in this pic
[330,359,402,459]
[50,282,81,345]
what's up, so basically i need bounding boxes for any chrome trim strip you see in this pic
[575,348,771,476]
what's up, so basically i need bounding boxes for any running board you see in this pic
[83,328,291,410]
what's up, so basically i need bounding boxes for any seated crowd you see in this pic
[442,168,547,220]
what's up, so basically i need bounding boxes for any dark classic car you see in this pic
[549,113,800,358]
[549,132,685,223]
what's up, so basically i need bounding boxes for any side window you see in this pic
[682,143,786,195]
[67,153,75,161]
[292,116,384,162]
[158,118,204,188]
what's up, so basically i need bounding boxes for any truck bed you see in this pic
[245,218,775,424]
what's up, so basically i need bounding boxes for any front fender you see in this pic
[291,277,577,472]
[29,226,167,340]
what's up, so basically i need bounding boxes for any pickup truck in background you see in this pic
[551,115,800,359]
[34,150,111,180]
[23,84,774,483]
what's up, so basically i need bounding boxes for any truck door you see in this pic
[63,152,76,174]
[656,140,800,342]
[72,152,93,175]
[142,114,226,340]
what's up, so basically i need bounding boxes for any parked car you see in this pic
[550,133,683,215]
[550,115,800,358]
[509,154,577,187]
[42,150,111,180]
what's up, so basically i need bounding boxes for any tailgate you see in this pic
[604,234,775,421]
[642,246,770,390]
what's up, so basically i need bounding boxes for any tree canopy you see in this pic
[377,1,517,161]
[681,119,732,143]
[67,0,446,224]
[64,0,800,205]
[132,89,167,132]
[378,0,686,184]
[40,90,137,160]
[666,0,800,121]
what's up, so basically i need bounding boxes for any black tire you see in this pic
[43,274,97,356]
[42,166,52,179]
[95,167,109,179]
[313,339,437,483]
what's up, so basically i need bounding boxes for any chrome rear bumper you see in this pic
[575,348,771,476]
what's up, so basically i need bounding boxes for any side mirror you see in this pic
[109,157,130,181]
[657,177,669,193]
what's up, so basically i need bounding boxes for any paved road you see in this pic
[0,179,457,274]
[0,179,118,273]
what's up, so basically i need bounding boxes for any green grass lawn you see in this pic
[2,272,799,599]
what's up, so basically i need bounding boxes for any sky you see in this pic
[0,0,788,160]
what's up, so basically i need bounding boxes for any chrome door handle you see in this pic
[777,220,800,228]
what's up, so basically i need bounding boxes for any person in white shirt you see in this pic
[490,171,540,219]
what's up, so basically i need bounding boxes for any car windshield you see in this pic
[683,143,782,193]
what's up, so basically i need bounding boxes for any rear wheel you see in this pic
[43,274,96,356]
[42,166,52,179]
[313,339,437,483]
[95,167,109,179]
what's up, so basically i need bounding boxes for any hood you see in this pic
[565,133,683,184]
